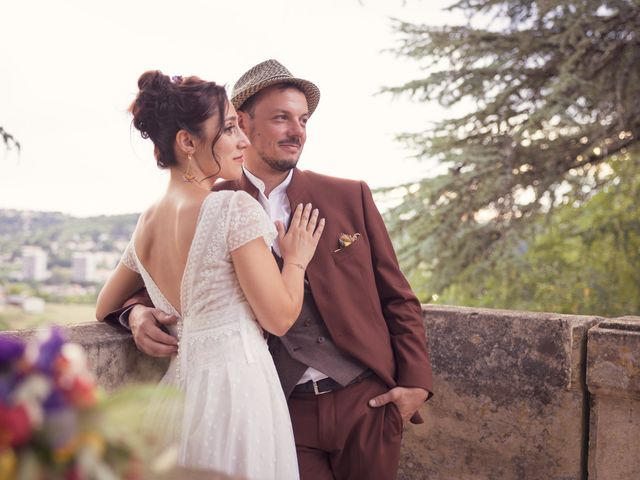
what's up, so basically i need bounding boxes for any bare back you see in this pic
[133,186,210,315]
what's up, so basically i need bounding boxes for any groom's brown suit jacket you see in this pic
[108,168,433,418]
[213,169,433,406]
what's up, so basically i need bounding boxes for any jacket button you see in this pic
[317,336,325,344]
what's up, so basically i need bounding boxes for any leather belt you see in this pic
[293,369,373,396]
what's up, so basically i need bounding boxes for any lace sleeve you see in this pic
[226,191,277,252]
[120,240,139,273]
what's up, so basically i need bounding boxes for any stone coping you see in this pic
[587,316,640,398]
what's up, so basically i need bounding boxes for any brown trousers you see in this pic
[288,375,403,480]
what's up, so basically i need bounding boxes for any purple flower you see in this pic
[0,376,20,403]
[43,407,78,449]
[0,336,26,365]
[34,328,66,375]
[43,389,66,412]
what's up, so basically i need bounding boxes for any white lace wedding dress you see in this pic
[121,190,299,480]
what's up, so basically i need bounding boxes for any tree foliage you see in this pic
[435,150,640,316]
[384,0,640,303]
[1,126,20,151]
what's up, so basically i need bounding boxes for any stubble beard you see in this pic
[247,123,301,173]
[262,155,299,172]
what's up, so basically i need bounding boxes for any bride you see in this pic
[96,71,324,479]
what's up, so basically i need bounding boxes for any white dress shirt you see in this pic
[243,167,328,385]
[243,167,292,257]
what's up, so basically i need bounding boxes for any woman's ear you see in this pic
[175,129,196,156]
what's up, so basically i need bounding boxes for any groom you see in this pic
[107,60,433,479]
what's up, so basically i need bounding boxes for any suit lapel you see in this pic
[286,169,322,278]
[237,173,260,199]
[286,168,310,210]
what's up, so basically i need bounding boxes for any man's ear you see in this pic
[175,129,196,156]
[237,110,250,133]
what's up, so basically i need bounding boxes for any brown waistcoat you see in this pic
[267,259,367,397]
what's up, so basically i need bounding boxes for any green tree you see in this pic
[384,0,640,305]
[438,150,640,316]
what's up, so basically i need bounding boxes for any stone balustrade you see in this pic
[3,306,639,479]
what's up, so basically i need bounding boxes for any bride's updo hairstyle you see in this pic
[130,70,227,169]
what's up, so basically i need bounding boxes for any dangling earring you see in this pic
[183,154,197,183]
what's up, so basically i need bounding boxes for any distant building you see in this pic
[22,296,45,314]
[72,253,97,283]
[22,247,48,281]
[0,286,6,311]
[5,294,46,314]
[6,295,24,306]
[94,251,120,283]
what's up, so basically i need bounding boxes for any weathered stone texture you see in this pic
[3,322,167,390]
[587,317,640,480]
[398,305,600,480]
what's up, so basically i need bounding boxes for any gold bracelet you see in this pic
[284,262,306,271]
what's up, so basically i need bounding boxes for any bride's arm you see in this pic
[232,203,324,336]
[96,263,145,321]
[232,240,303,336]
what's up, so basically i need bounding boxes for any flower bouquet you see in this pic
[0,328,178,480]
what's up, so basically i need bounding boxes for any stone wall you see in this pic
[3,307,639,479]
[586,317,640,480]
[400,306,600,480]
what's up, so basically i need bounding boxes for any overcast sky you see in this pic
[1,0,459,217]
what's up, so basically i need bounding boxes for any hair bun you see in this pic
[129,70,228,169]
[130,70,177,141]
[137,70,172,92]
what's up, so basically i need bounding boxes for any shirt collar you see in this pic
[243,167,293,199]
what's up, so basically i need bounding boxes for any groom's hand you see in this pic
[129,305,178,357]
[368,386,429,424]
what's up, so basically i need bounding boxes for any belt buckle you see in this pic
[312,380,330,396]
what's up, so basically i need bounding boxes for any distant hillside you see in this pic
[0,209,139,264]
[0,210,69,236]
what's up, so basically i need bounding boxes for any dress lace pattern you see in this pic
[121,242,139,273]
[120,191,297,480]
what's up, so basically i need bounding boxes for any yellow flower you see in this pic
[0,449,16,480]
[54,437,79,464]
[81,432,106,458]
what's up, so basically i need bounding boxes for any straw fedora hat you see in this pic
[231,59,320,116]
